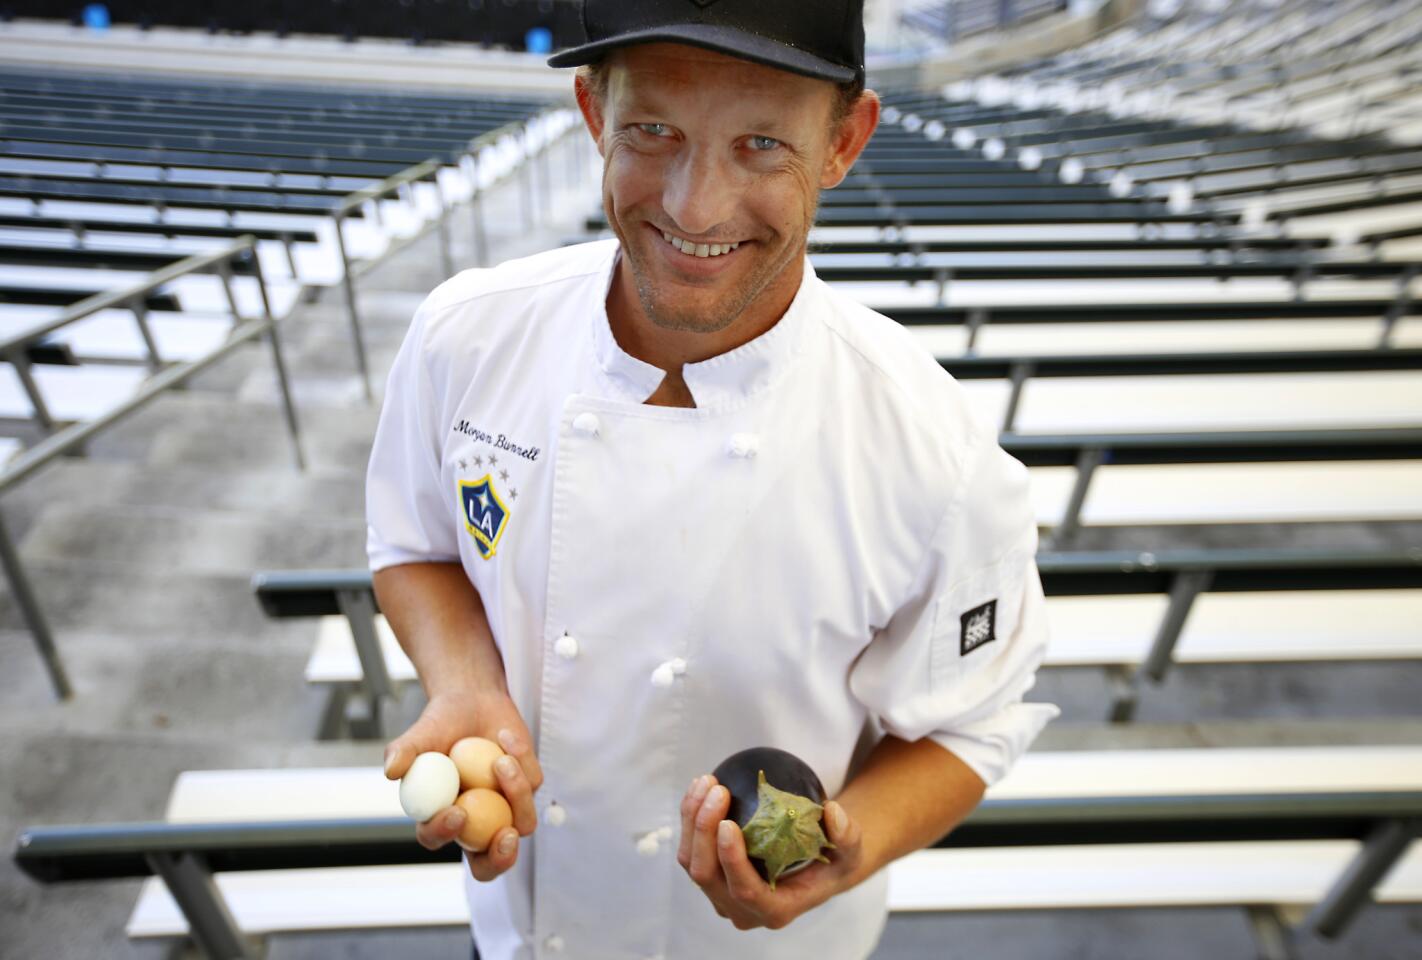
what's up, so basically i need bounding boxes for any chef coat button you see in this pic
[544,934,565,952]
[554,633,579,660]
[636,832,660,856]
[727,432,759,458]
[572,412,601,437]
[651,657,686,687]
[546,802,567,827]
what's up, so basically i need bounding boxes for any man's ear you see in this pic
[574,73,607,156]
[820,89,880,190]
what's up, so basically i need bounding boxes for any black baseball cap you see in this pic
[546,0,865,85]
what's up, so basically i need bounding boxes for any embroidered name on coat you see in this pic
[960,599,998,656]
[459,476,510,559]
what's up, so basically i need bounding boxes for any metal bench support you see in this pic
[0,507,71,699]
[1140,569,1214,684]
[331,212,374,403]
[1246,906,1299,960]
[145,851,262,960]
[1001,361,1035,434]
[336,587,395,740]
[1047,445,1106,548]
[1305,816,1419,939]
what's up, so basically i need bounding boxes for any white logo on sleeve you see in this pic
[960,599,998,656]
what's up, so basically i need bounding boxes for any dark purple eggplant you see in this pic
[711,746,834,888]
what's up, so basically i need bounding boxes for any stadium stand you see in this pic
[5,0,1422,957]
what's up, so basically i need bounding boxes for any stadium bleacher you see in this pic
[5,0,1422,958]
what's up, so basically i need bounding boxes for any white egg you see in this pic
[399,752,461,822]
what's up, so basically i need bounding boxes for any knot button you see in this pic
[727,432,759,458]
[554,633,579,660]
[650,658,687,688]
[572,412,601,437]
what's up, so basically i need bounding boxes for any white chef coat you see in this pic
[366,238,1059,960]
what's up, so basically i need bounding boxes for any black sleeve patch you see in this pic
[960,599,998,656]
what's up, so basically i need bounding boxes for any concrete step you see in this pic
[16,501,364,577]
[108,390,379,473]
[0,563,295,641]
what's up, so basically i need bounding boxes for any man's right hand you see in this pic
[383,691,544,882]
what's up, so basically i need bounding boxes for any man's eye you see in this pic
[636,123,671,137]
[749,135,781,151]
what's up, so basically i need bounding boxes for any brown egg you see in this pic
[456,788,514,853]
[450,736,505,791]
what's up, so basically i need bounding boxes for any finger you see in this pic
[384,711,454,780]
[467,827,520,882]
[677,775,713,869]
[493,753,539,836]
[716,819,769,906]
[383,740,414,781]
[823,801,861,852]
[497,728,544,792]
[687,784,731,888]
[415,806,466,851]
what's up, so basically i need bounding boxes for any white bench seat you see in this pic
[1027,460,1422,526]
[958,370,1422,434]
[0,302,234,364]
[0,362,149,422]
[126,747,1422,938]
[305,614,414,685]
[1042,589,1422,667]
[911,317,1404,358]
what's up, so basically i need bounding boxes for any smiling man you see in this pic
[366,2,1059,958]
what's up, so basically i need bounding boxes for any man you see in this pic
[367,1,1059,957]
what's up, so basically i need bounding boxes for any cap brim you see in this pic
[546,24,857,84]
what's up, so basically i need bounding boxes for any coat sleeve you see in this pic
[847,414,1059,788]
[365,301,462,572]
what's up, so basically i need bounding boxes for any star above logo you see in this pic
[489,453,499,467]
[473,454,484,468]
[457,458,468,471]
[509,487,518,501]
[499,469,510,482]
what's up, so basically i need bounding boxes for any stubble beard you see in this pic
[617,214,812,336]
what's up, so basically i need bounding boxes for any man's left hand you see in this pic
[676,775,864,931]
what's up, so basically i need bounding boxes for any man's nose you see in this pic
[662,149,738,238]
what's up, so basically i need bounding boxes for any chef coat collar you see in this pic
[592,241,817,412]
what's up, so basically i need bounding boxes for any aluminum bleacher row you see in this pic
[16,746,1422,959]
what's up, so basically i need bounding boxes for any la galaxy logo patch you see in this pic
[459,476,510,559]
[960,599,997,656]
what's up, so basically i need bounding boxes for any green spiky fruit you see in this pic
[712,747,835,889]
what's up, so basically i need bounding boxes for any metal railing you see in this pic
[331,105,583,401]
[0,236,304,700]
[0,103,587,701]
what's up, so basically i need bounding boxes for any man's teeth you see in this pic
[661,230,741,258]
